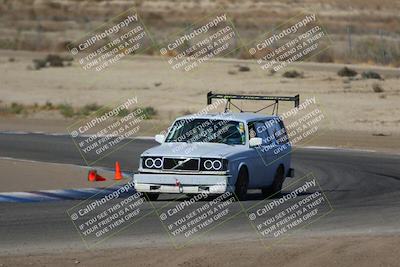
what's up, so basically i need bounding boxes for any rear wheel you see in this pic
[235,168,249,201]
[146,193,159,201]
[262,166,285,198]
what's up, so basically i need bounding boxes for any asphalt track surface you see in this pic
[0,132,399,253]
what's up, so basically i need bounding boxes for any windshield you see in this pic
[165,119,246,145]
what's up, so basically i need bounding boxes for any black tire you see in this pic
[235,168,249,201]
[146,193,159,201]
[262,166,285,198]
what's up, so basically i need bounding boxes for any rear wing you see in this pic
[207,91,299,115]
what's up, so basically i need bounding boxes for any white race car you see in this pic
[134,92,297,200]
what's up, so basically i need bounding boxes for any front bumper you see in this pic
[134,173,231,194]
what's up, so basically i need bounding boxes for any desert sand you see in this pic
[1,234,399,267]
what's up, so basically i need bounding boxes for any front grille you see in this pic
[163,158,199,171]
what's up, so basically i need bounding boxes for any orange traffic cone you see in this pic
[114,161,123,180]
[88,169,107,182]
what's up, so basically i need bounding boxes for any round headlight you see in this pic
[154,158,163,168]
[212,160,222,170]
[204,160,213,170]
[145,158,154,168]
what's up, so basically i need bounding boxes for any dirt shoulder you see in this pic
[1,234,399,267]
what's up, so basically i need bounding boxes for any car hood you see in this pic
[141,142,245,158]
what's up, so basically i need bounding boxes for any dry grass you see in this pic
[0,101,158,119]
[372,83,384,93]
[0,0,399,65]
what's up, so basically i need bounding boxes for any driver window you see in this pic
[248,121,270,145]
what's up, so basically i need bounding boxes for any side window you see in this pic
[266,120,289,145]
[264,119,277,145]
[248,122,258,139]
[248,121,271,145]
[277,121,289,144]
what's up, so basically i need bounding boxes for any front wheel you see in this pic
[234,168,249,201]
[262,166,285,198]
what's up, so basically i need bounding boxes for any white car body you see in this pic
[134,112,294,198]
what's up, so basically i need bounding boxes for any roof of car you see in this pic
[176,112,278,122]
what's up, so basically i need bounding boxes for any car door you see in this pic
[253,120,277,187]
[265,119,291,177]
[247,120,274,187]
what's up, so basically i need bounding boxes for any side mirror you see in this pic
[155,134,165,144]
[249,137,262,147]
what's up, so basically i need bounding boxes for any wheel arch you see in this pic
[235,162,249,183]
[277,163,285,174]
